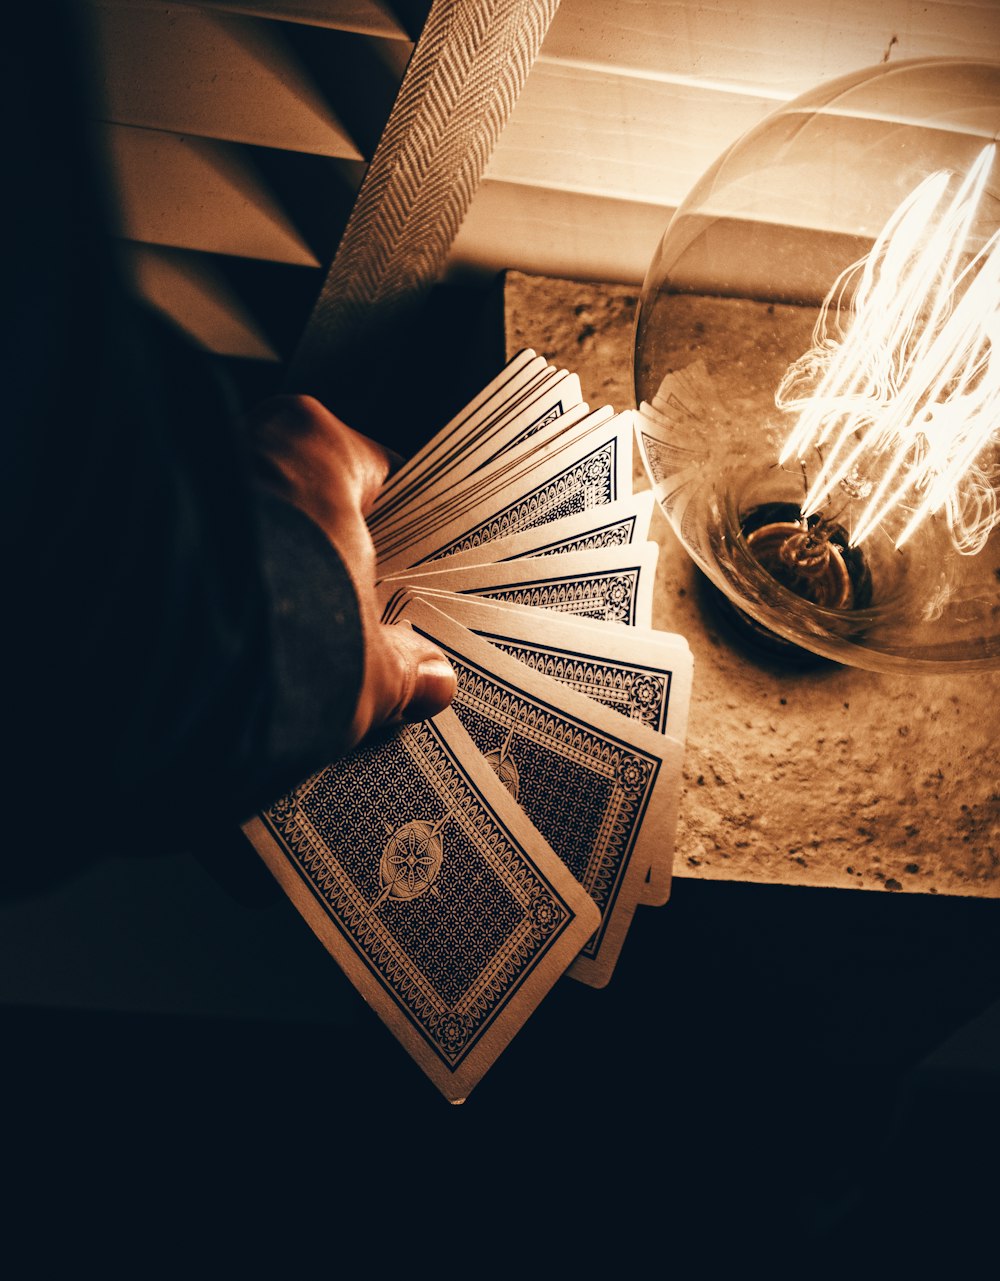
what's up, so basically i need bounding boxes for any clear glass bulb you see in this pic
[634,58,1000,671]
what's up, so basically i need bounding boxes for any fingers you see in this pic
[246,393,457,749]
[349,623,457,748]
[248,394,395,521]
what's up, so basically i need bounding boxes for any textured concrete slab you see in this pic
[504,270,1000,897]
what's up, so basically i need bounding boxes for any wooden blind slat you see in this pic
[453,1,1000,286]
[94,6,364,159]
[540,0,1000,95]
[128,243,283,359]
[107,124,321,264]
[485,63,778,209]
[447,178,669,286]
[96,0,410,39]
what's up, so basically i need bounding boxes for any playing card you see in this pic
[634,362,738,565]
[372,365,580,530]
[375,407,631,575]
[370,375,591,554]
[387,597,685,986]
[385,590,692,906]
[378,543,659,629]
[370,348,549,526]
[243,707,600,1103]
[377,493,655,578]
[634,404,702,483]
[391,588,691,740]
[444,369,587,479]
[371,399,606,567]
[235,350,694,1101]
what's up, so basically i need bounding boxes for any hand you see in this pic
[249,394,456,750]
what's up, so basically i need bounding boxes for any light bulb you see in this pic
[634,58,1000,671]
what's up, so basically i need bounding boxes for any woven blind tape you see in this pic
[288,0,561,390]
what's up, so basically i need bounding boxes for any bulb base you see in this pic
[698,502,876,665]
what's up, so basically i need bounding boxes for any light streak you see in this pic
[776,143,999,555]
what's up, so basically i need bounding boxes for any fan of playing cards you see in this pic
[244,350,693,1102]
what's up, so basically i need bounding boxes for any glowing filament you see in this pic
[777,143,999,554]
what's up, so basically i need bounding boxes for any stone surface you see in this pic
[503,270,1000,898]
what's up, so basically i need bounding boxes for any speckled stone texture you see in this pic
[503,270,1000,898]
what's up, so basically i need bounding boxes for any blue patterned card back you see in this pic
[245,710,599,1101]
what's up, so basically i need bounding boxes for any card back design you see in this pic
[482,638,673,733]
[250,715,597,1099]
[429,644,661,972]
[468,568,644,624]
[481,398,570,467]
[519,514,638,558]
[418,436,623,565]
[635,426,702,487]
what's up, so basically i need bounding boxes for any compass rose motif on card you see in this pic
[368,815,447,912]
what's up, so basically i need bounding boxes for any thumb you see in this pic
[351,623,457,745]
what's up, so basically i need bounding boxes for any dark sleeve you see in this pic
[1,5,365,895]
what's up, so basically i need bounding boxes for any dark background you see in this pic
[6,869,998,1271]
